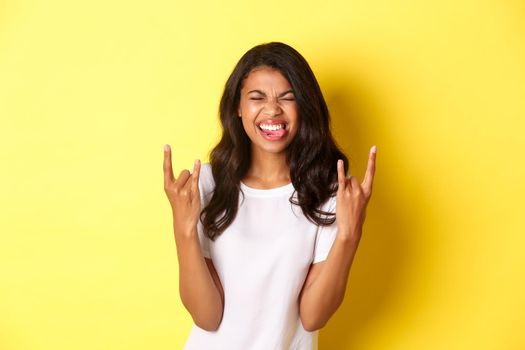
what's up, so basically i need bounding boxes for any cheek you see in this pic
[287,105,299,121]
[241,119,254,135]
[243,104,264,117]
[285,101,299,113]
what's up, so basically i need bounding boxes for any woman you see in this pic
[163,41,377,349]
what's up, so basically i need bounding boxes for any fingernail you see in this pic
[371,145,377,153]
[338,159,342,166]
[195,159,199,166]
[164,144,169,152]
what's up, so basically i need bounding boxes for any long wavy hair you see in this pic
[201,41,349,241]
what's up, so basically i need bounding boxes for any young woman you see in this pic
[163,42,377,350]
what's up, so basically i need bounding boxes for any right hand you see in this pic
[163,144,201,237]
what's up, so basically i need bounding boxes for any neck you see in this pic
[244,148,290,185]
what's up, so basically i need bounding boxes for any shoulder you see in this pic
[320,193,337,213]
[199,162,213,180]
[198,162,216,199]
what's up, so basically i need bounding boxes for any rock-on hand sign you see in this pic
[163,144,202,238]
[336,145,377,245]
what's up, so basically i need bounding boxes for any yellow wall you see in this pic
[1,0,524,349]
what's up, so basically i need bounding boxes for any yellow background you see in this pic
[1,0,524,349]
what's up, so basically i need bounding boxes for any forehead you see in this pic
[241,67,292,90]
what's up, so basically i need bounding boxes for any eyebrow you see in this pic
[247,89,294,97]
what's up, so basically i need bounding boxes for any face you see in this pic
[237,66,299,156]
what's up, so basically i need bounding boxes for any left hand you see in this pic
[336,145,377,244]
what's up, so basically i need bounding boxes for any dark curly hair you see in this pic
[201,41,350,241]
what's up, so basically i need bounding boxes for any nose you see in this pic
[262,100,282,117]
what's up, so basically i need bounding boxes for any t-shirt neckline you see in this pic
[240,181,295,197]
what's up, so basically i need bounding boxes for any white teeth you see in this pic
[259,123,284,131]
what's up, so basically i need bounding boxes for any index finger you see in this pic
[163,144,174,186]
[362,145,377,194]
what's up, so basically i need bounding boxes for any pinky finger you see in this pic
[191,159,201,197]
[337,159,346,192]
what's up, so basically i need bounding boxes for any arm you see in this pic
[175,225,224,331]
[298,233,359,332]
[162,146,224,331]
[299,148,377,331]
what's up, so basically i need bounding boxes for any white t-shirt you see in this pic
[183,163,338,350]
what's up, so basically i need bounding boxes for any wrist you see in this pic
[336,226,362,247]
[173,223,198,239]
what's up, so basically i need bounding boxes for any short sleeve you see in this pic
[197,218,211,259]
[312,195,338,264]
[196,163,213,259]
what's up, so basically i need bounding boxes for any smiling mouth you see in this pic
[257,124,287,131]
[257,121,288,141]
[257,120,288,129]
